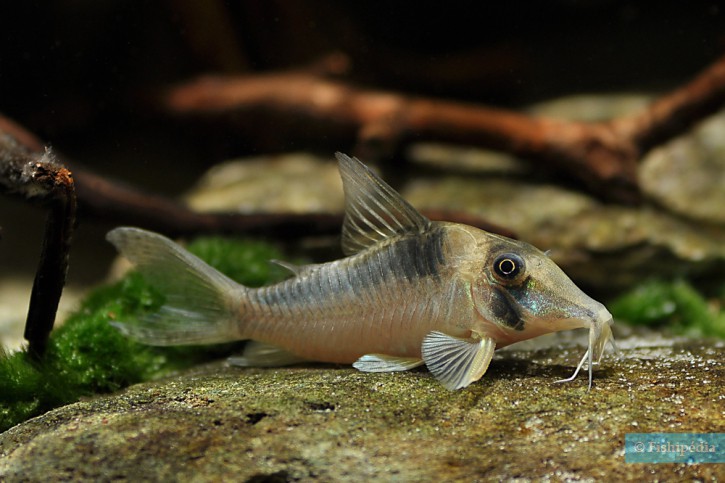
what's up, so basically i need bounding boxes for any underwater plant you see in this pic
[0,236,288,433]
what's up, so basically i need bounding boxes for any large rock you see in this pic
[1,331,721,481]
[184,154,343,214]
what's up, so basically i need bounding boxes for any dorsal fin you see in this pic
[269,259,320,278]
[335,152,430,255]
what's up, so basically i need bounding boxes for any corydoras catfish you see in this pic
[107,153,614,390]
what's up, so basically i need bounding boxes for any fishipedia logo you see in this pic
[625,433,724,464]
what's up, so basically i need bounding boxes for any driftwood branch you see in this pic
[165,53,725,204]
[0,132,76,357]
[73,168,514,238]
[0,115,514,240]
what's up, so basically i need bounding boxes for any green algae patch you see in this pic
[0,236,289,433]
[609,279,725,339]
[185,236,289,288]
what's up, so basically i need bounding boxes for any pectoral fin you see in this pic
[421,331,496,390]
[353,354,424,372]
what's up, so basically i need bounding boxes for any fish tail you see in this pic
[106,227,246,346]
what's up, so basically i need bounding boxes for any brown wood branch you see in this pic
[72,169,515,239]
[73,168,344,237]
[165,72,639,201]
[165,53,725,204]
[613,54,725,152]
[0,115,513,240]
[0,114,45,152]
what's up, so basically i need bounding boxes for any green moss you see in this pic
[609,279,725,338]
[185,236,289,288]
[1,236,290,433]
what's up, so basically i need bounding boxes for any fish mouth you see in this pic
[584,309,614,389]
[590,317,613,360]
[595,305,613,327]
[587,303,613,360]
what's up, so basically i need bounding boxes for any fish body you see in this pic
[108,153,614,390]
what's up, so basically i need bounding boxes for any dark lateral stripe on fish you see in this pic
[255,260,355,313]
[491,286,525,331]
[254,228,446,312]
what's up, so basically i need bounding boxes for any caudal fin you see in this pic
[106,227,244,346]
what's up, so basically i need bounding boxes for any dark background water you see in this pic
[1,1,724,283]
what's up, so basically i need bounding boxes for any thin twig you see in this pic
[0,133,77,357]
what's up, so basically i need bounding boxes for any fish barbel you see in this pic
[107,153,614,390]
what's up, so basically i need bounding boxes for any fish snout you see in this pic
[590,302,613,328]
[587,302,614,362]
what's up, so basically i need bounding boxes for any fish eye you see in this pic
[493,253,525,282]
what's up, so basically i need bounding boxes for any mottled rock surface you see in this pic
[1,331,722,481]
[184,154,343,214]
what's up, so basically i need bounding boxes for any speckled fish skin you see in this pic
[244,224,458,361]
[107,153,614,390]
